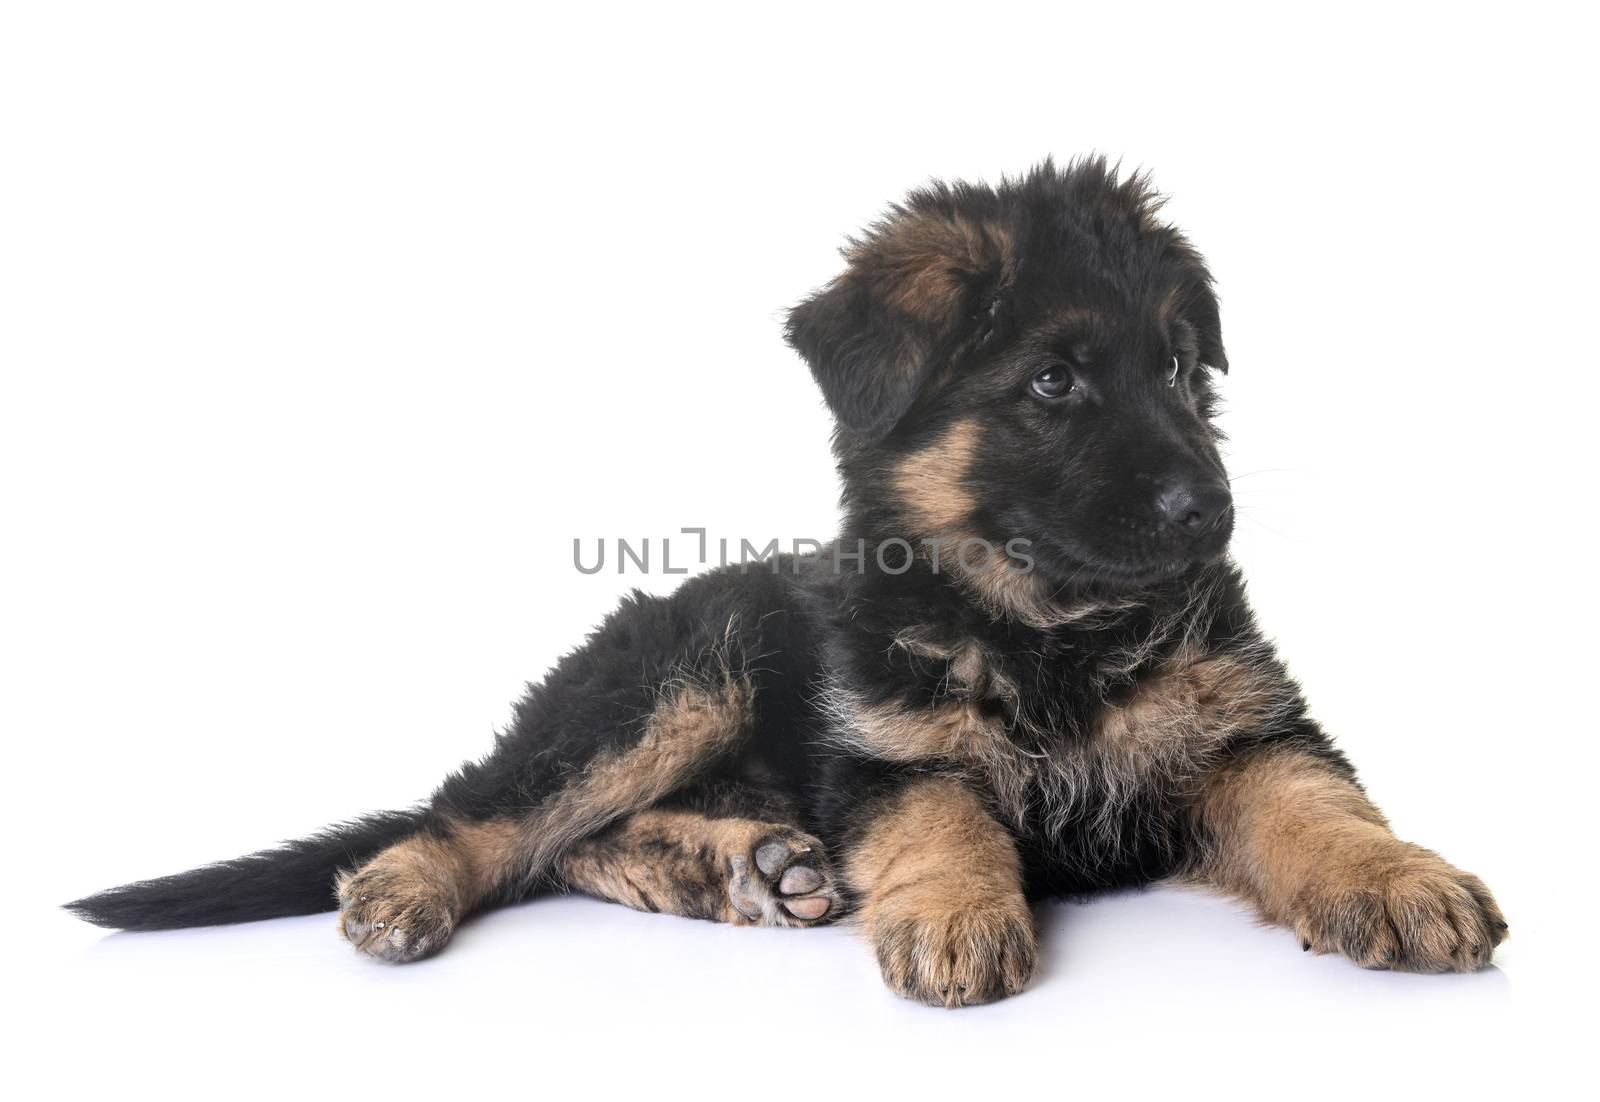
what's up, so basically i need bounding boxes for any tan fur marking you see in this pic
[847,777,1036,1007]
[514,672,756,879]
[338,818,526,934]
[443,817,523,905]
[964,556,1066,627]
[336,832,478,962]
[337,673,756,962]
[891,630,1017,704]
[1189,750,1508,971]
[1048,306,1107,332]
[1195,751,1386,915]
[891,419,1070,627]
[946,639,989,692]
[851,698,1003,762]
[560,808,836,927]
[893,419,980,533]
[561,809,758,922]
[856,212,1015,328]
[339,670,756,961]
[832,630,1295,851]
[1095,651,1284,779]
[893,419,1123,629]
[961,548,1165,630]
[341,834,466,915]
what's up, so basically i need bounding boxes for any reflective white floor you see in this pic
[17,881,1574,1100]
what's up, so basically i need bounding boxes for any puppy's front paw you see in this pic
[870,895,1037,1008]
[336,848,460,963]
[1296,842,1508,973]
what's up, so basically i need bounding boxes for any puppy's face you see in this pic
[788,160,1233,597]
[932,303,1231,591]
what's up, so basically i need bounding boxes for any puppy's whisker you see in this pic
[1233,510,1301,542]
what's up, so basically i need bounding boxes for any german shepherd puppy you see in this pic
[69,159,1507,1006]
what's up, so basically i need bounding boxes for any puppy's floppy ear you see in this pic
[786,197,1014,440]
[1164,237,1228,374]
[1185,280,1228,374]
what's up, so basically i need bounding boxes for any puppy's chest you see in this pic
[831,631,1283,831]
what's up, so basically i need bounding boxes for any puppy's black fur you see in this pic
[69,159,1506,1005]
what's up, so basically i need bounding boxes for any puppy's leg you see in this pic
[559,808,839,926]
[845,776,1036,1008]
[336,818,519,962]
[339,665,759,962]
[1189,749,1508,972]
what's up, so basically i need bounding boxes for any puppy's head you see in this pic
[787,158,1232,606]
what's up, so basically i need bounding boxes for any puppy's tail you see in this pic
[63,808,427,931]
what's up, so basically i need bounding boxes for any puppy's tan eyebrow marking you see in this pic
[1046,306,1109,332]
[1031,308,1112,364]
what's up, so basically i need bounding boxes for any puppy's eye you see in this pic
[1030,367,1075,400]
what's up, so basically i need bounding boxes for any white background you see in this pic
[3,1,1596,1097]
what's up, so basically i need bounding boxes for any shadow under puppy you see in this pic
[68,158,1507,1006]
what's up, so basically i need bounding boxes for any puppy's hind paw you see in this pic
[727,829,839,927]
[336,854,459,963]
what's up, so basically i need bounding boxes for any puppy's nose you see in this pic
[1157,481,1232,534]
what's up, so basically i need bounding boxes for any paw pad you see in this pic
[728,830,838,927]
